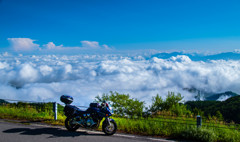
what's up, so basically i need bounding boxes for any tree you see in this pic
[151,92,183,111]
[95,91,145,117]
[215,111,223,121]
[164,92,183,110]
[150,94,164,112]
[150,92,191,116]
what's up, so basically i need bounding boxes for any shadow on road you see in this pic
[3,127,104,138]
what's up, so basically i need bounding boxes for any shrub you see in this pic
[216,129,240,142]
[181,127,217,142]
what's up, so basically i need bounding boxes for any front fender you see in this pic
[103,117,115,126]
[109,118,115,122]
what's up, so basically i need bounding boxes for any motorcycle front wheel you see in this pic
[65,117,80,131]
[102,119,117,135]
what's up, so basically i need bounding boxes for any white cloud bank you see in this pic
[8,38,40,51]
[7,38,111,51]
[0,53,240,106]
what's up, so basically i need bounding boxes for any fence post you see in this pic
[197,115,202,128]
[53,102,57,120]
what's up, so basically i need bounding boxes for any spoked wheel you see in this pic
[65,117,80,131]
[102,119,117,135]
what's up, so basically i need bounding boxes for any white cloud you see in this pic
[43,42,63,50]
[19,63,39,83]
[0,62,9,69]
[102,44,111,50]
[80,40,112,50]
[217,95,231,101]
[234,49,240,53]
[39,65,53,76]
[0,53,240,106]
[170,55,191,63]
[81,41,100,49]
[3,52,9,56]
[8,38,40,51]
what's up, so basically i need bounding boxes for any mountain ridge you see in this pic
[151,51,240,61]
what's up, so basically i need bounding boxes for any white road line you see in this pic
[114,134,136,138]
[147,138,175,142]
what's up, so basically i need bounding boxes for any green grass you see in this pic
[1,104,240,142]
[0,105,66,125]
[113,117,240,142]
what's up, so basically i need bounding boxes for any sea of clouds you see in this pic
[0,52,240,106]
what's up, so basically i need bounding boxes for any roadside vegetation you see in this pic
[1,91,240,142]
[0,102,65,125]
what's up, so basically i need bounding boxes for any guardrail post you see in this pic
[53,102,57,120]
[197,115,202,128]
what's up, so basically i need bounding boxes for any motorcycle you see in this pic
[60,95,117,135]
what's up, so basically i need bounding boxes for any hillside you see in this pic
[186,96,240,123]
[0,99,9,105]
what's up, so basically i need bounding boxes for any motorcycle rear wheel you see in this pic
[65,117,80,131]
[102,119,117,135]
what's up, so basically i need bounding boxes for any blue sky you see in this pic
[1,0,240,52]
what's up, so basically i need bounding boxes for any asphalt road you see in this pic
[0,119,176,142]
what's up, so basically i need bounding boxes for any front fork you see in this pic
[106,117,112,126]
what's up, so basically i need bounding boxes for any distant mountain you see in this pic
[0,99,9,105]
[203,52,240,61]
[151,52,196,60]
[205,91,238,101]
[151,51,240,61]
[183,87,239,101]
